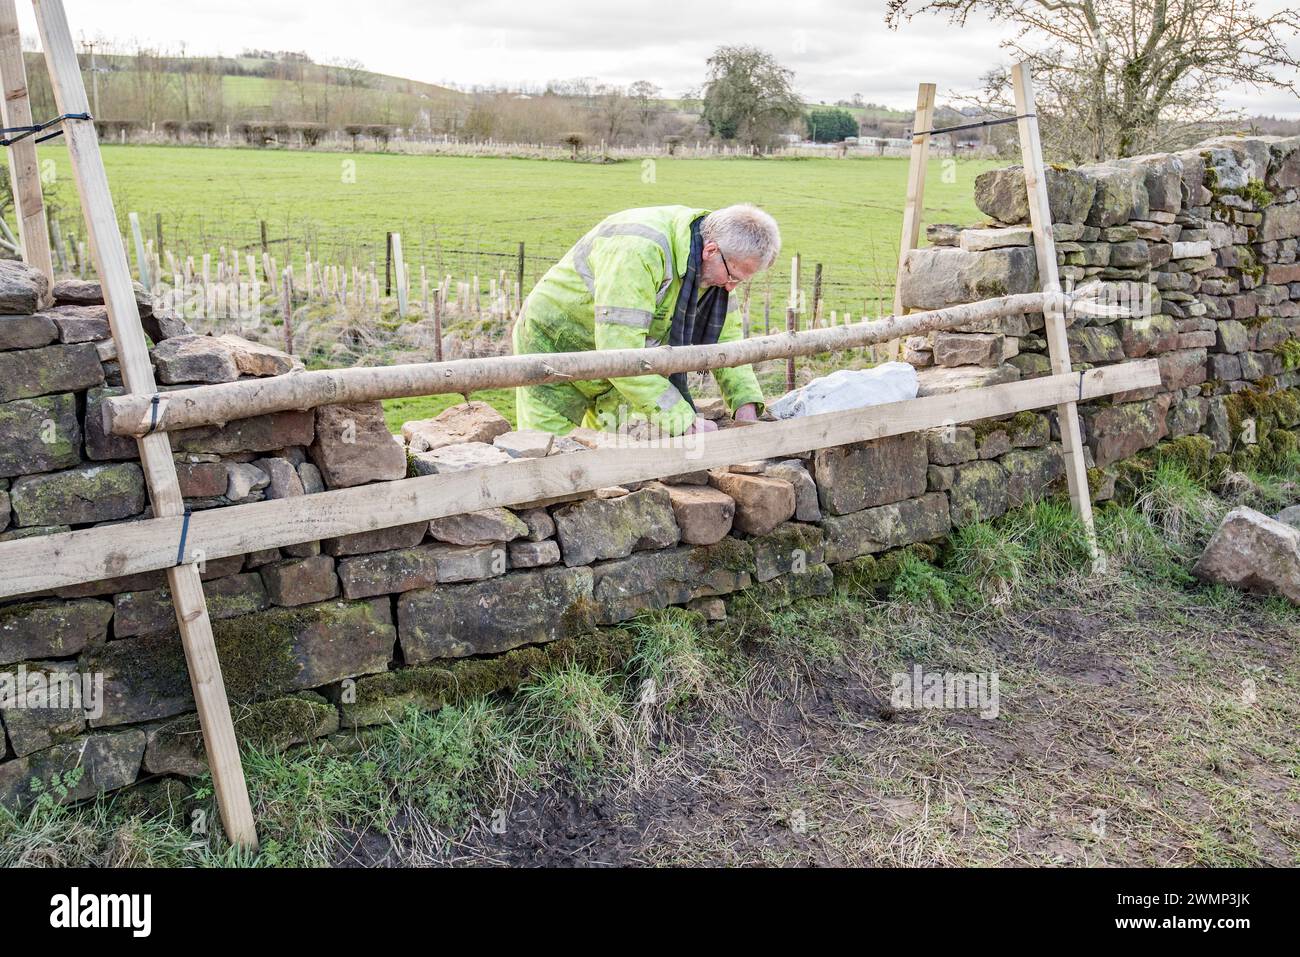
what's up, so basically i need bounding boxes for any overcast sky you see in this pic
[21,0,1300,118]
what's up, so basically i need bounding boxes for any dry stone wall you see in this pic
[3,132,1300,807]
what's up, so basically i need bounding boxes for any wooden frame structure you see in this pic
[2,0,258,848]
[0,49,1133,848]
[892,64,1095,547]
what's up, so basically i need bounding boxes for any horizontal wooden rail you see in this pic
[104,291,1066,436]
[1,359,1160,599]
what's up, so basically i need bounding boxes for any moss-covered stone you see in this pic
[0,393,82,479]
[949,460,1009,527]
[339,627,637,728]
[83,599,394,726]
[688,536,755,575]
[114,573,269,637]
[745,563,835,609]
[10,462,145,527]
[593,546,750,624]
[0,342,102,404]
[0,729,145,810]
[144,692,340,776]
[398,565,593,662]
[0,598,113,666]
[1153,434,1217,483]
[821,492,951,563]
[1001,447,1066,508]
[750,522,824,582]
[831,544,940,596]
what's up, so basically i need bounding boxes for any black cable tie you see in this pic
[175,509,192,566]
[0,112,92,147]
[144,394,162,434]
[909,113,1034,138]
[1077,371,1086,402]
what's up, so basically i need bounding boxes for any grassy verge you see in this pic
[4,454,1297,867]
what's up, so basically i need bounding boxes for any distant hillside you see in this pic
[21,49,470,133]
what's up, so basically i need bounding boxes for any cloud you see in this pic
[19,0,1298,117]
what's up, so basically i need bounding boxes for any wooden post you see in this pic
[516,241,525,310]
[31,0,258,849]
[391,232,407,318]
[786,254,800,391]
[741,281,751,339]
[154,211,164,262]
[893,82,936,357]
[432,283,444,361]
[128,211,150,288]
[281,265,294,354]
[259,219,269,279]
[0,0,53,282]
[811,262,823,330]
[48,214,67,273]
[784,305,797,393]
[1012,61,1096,553]
[384,231,393,297]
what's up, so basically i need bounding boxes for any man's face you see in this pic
[701,241,761,291]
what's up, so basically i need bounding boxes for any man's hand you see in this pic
[685,416,719,435]
[733,403,759,422]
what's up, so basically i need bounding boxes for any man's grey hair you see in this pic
[701,204,781,270]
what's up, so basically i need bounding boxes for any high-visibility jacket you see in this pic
[512,205,765,436]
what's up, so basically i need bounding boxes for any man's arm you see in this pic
[590,238,698,435]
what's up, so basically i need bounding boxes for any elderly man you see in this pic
[512,203,780,436]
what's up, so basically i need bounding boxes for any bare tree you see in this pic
[591,84,631,144]
[887,0,1300,161]
[628,80,661,127]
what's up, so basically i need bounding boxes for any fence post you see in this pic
[0,0,52,281]
[786,254,800,391]
[281,265,294,354]
[516,241,525,310]
[385,231,393,297]
[812,262,823,330]
[128,210,150,287]
[391,232,408,318]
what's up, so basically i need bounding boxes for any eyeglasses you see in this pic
[717,247,740,286]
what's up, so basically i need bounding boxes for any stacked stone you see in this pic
[6,129,1300,808]
[900,133,1300,479]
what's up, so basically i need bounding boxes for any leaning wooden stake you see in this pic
[0,0,53,282]
[1012,61,1097,554]
[892,82,936,355]
[32,0,258,850]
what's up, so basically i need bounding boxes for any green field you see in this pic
[34,144,999,316]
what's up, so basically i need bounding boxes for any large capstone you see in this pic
[898,246,1039,311]
[973,165,1096,225]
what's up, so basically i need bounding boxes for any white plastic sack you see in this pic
[768,362,919,419]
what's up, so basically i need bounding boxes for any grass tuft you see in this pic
[889,551,954,611]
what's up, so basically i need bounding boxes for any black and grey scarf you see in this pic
[667,217,729,410]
